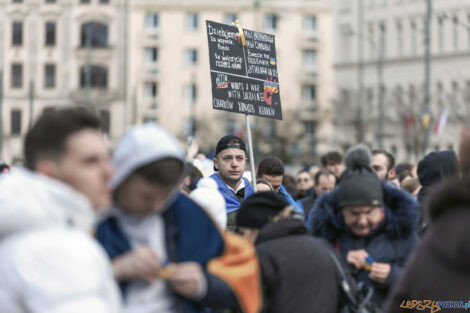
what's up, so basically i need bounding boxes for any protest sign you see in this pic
[206,20,282,120]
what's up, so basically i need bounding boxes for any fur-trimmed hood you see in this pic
[310,182,419,242]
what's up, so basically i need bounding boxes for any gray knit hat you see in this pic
[337,144,383,209]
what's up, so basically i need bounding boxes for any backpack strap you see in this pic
[325,248,358,307]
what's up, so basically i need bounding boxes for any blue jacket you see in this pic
[279,185,303,215]
[96,193,238,313]
[309,182,419,307]
[210,173,253,214]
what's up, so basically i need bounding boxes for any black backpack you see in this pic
[325,249,380,313]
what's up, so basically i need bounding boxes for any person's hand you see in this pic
[369,262,391,284]
[186,139,199,161]
[167,262,206,300]
[112,246,162,283]
[346,249,369,269]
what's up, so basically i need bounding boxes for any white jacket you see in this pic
[0,168,122,313]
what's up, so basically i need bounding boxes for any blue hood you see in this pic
[310,182,419,242]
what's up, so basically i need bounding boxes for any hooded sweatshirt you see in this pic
[0,167,121,313]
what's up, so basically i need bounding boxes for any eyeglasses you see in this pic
[297,178,310,183]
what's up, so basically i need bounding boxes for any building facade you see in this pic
[128,0,335,163]
[0,0,128,163]
[333,0,470,163]
[0,0,334,165]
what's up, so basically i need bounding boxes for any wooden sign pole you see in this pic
[234,19,257,192]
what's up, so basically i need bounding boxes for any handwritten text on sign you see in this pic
[207,20,282,120]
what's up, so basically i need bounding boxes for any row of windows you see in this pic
[11,21,108,48]
[144,12,317,32]
[10,63,107,89]
[9,108,111,136]
[343,13,470,62]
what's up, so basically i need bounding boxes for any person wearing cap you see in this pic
[96,124,261,313]
[237,192,340,313]
[210,135,254,227]
[309,144,419,308]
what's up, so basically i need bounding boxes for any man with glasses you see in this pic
[295,170,315,199]
[309,144,419,308]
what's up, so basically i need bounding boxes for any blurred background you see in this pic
[0,0,468,167]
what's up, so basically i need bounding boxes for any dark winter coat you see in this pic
[383,178,470,313]
[309,182,419,307]
[416,150,458,235]
[256,218,340,313]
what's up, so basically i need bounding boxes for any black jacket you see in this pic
[383,178,470,313]
[309,182,419,307]
[256,218,340,313]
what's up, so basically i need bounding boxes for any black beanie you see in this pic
[337,144,383,209]
[236,192,290,229]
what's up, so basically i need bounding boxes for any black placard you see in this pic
[206,20,282,120]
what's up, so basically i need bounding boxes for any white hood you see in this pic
[109,122,185,190]
[0,167,95,241]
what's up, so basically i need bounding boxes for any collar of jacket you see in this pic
[255,218,308,245]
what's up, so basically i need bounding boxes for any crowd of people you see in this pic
[0,107,468,313]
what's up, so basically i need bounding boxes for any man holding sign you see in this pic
[211,135,254,227]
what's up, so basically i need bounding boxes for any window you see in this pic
[81,22,108,47]
[99,110,110,134]
[438,16,444,53]
[224,13,238,26]
[468,14,470,49]
[45,0,56,3]
[184,49,198,65]
[12,22,22,46]
[303,50,316,68]
[145,13,159,29]
[99,0,109,3]
[453,16,459,52]
[304,16,317,32]
[303,121,316,137]
[11,63,22,88]
[80,65,108,89]
[143,116,157,123]
[184,84,197,103]
[396,21,403,56]
[224,118,237,134]
[302,85,316,102]
[144,82,158,99]
[12,0,22,3]
[11,110,22,135]
[44,64,56,88]
[45,22,56,46]
[185,13,198,31]
[264,14,278,31]
[368,23,375,59]
[144,47,158,63]
[411,21,417,56]
[80,0,90,4]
